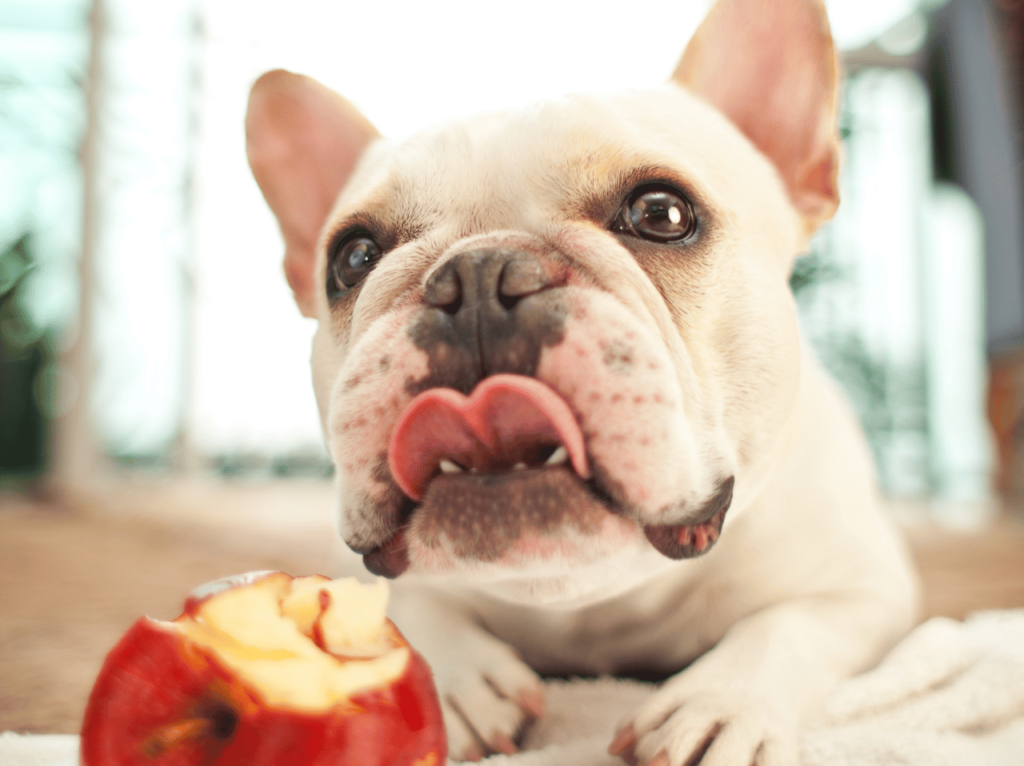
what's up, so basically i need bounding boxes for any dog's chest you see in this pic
[461,566,741,675]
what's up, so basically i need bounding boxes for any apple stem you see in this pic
[142,717,213,757]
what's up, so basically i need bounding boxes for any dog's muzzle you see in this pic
[356,247,734,576]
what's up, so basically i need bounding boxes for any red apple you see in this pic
[80,571,446,766]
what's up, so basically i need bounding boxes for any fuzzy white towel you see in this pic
[4,611,1023,766]
[0,732,77,766]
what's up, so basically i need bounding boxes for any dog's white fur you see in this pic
[246,1,919,763]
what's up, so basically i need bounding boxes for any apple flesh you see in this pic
[80,571,446,766]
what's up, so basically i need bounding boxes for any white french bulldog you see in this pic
[245,0,919,763]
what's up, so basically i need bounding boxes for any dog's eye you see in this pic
[615,186,696,243]
[328,234,381,294]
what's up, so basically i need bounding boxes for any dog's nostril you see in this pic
[498,256,550,311]
[424,261,463,314]
[442,294,462,315]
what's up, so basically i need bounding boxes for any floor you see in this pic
[2,479,1023,735]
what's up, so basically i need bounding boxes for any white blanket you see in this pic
[4,610,1023,766]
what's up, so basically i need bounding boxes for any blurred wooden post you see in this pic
[171,4,203,475]
[51,0,108,497]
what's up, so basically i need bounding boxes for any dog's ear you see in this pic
[246,70,378,317]
[673,0,840,231]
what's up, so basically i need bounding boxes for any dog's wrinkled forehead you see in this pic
[329,85,784,245]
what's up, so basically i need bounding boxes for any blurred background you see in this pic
[3,0,1022,517]
[1,0,1024,736]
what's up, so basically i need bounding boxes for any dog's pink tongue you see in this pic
[388,374,589,500]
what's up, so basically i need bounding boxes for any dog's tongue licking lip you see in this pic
[388,374,590,500]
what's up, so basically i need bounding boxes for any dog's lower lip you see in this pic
[406,464,616,517]
[363,527,410,578]
[364,466,619,574]
[643,515,724,558]
[642,477,734,560]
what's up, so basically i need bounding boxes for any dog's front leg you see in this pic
[610,593,911,766]
[388,581,545,761]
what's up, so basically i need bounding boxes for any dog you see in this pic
[244,0,919,762]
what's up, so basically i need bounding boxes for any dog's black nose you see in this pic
[424,248,553,314]
[411,248,567,391]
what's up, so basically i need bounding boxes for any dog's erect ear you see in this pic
[246,70,378,317]
[673,0,840,231]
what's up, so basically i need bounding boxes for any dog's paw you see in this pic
[608,674,798,766]
[433,635,545,761]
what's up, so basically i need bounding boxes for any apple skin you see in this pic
[80,585,446,766]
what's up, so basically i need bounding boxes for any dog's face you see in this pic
[248,0,840,604]
[315,93,803,588]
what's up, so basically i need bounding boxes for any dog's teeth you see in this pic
[545,446,569,466]
[512,462,527,471]
[439,459,463,474]
[470,467,479,474]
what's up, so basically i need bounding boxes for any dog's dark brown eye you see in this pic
[328,234,381,294]
[616,186,696,243]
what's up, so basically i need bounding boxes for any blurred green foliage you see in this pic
[0,232,53,481]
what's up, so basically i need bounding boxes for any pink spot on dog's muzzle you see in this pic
[388,374,590,500]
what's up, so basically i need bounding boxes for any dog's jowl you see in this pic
[246,0,919,763]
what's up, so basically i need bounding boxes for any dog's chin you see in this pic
[360,467,732,579]
[362,466,610,578]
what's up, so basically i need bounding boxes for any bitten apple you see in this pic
[80,571,446,766]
